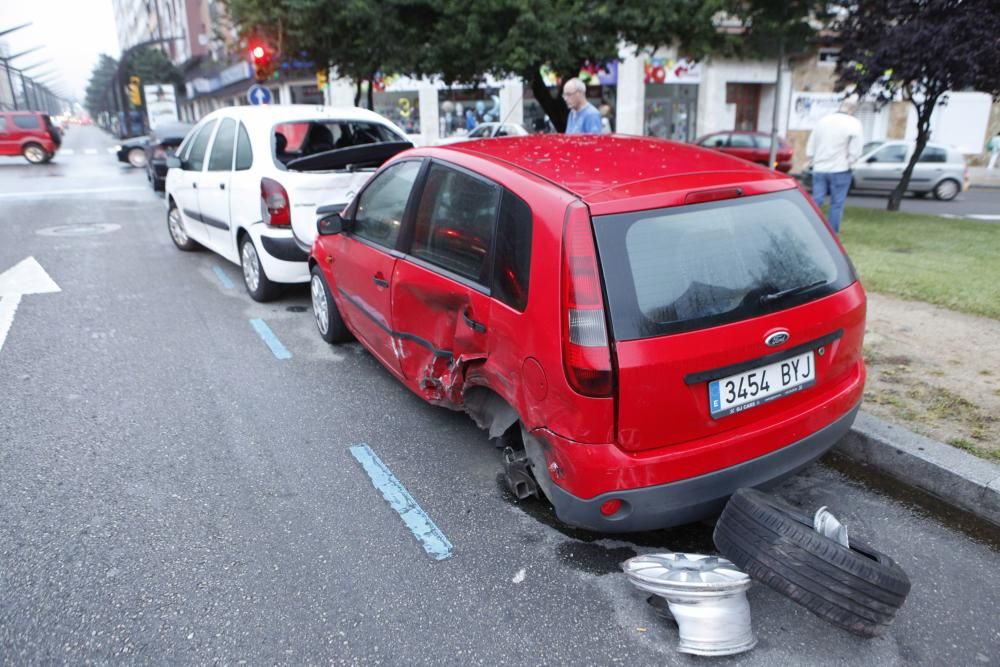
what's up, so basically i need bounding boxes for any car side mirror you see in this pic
[866,156,878,163]
[317,213,345,236]
[165,155,182,169]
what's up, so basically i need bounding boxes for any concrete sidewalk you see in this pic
[969,166,1000,189]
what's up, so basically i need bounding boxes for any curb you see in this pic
[836,411,1000,528]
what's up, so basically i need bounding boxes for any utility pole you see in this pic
[768,37,785,170]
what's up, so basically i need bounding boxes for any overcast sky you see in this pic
[1,1,120,101]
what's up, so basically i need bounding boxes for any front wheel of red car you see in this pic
[310,266,352,343]
[22,143,48,164]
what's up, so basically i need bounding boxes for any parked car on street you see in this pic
[848,140,968,200]
[115,136,150,168]
[145,122,193,191]
[0,111,63,163]
[308,135,866,532]
[436,122,529,145]
[695,130,794,172]
[164,105,412,300]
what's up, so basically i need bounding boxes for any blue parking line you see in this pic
[213,265,235,289]
[249,318,292,359]
[349,443,453,561]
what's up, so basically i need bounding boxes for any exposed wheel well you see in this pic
[462,386,521,439]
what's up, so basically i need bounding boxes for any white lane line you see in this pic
[107,147,118,154]
[83,148,98,155]
[0,186,147,200]
[61,149,75,155]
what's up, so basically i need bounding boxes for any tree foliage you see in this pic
[84,54,119,117]
[835,0,1000,211]
[223,0,730,129]
[126,47,185,92]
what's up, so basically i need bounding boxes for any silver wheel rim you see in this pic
[168,208,188,245]
[936,180,958,200]
[311,275,329,335]
[25,146,44,163]
[129,149,147,168]
[241,241,260,292]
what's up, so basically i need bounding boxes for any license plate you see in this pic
[709,351,815,418]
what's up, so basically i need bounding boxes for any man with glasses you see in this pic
[562,78,603,135]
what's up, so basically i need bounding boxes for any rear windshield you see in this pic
[273,120,404,171]
[593,189,855,340]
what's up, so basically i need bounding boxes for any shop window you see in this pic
[644,84,697,142]
[290,84,322,105]
[373,90,420,135]
[439,88,501,138]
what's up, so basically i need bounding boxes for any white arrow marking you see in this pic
[0,257,61,354]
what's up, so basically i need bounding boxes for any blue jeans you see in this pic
[812,170,852,233]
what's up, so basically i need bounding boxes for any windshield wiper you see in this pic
[759,280,828,305]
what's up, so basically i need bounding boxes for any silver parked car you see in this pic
[851,140,968,200]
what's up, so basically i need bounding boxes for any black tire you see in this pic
[913,191,929,199]
[713,488,911,638]
[239,235,281,302]
[932,178,961,201]
[167,204,199,251]
[152,175,165,192]
[310,265,352,343]
[22,142,48,164]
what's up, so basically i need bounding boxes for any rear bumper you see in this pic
[544,402,860,533]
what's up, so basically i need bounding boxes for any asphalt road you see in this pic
[845,188,1000,221]
[2,126,999,665]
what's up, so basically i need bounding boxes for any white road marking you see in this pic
[83,148,98,155]
[966,214,1000,221]
[107,147,117,154]
[512,568,526,584]
[0,186,146,200]
[0,257,61,354]
[61,149,75,155]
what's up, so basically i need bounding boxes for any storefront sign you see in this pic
[644,56,700,84]
[789,92,842,130]
[540,61,618,88]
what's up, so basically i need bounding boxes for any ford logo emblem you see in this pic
[765,331,790,347]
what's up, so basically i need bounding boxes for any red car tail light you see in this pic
[261,177,291,226]
[561,205,612,397]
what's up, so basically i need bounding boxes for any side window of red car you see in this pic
[728,134,754,148]
[411,163,500,283]
[0,117,6,133]
[491,190,532,311]
[353,160,422,249]
[12,115,41,130]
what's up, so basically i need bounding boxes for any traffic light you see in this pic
[316,69,328,90]
[250,42,276,83]
[128,76,142,107]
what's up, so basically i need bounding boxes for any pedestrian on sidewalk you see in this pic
[806,96,863,233]
[988,132,1000,170]
[562,78,602,135]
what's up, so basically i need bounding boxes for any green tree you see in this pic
[125,47,185,94]
[84,54,120,117]
[835,0,1000,211]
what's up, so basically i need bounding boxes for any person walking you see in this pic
[988,132,1000,170]
[806,97,863,233]
[562,78,602,135]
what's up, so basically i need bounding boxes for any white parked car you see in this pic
[436,122,528,145]
[164,105,412,300]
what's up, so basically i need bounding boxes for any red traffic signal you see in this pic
[248,41,275,82]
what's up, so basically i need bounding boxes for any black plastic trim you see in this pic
[200,214,229,231]
[337,287,452,359]
[261,235,308,262]
[684,329,844,385]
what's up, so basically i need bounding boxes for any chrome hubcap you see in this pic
[937,181,958,200]
[241,241,260,292]
[25,146,44,163]
[168,208,188,244]
[311,275,329,335]
[129,149,147,168]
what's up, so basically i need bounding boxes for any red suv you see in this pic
[309,135,865,532]
[0,111,61,163]
[696,131,793,172]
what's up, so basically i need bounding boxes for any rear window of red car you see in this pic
[593,189,855,340]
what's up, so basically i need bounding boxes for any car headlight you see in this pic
[114,145,121,152]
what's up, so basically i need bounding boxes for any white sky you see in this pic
[1,1,120,101]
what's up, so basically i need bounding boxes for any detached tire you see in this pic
[713,488,911,638]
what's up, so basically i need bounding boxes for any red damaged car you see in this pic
[309,135,865,532]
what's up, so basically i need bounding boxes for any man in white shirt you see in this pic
[806,97,863,233]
